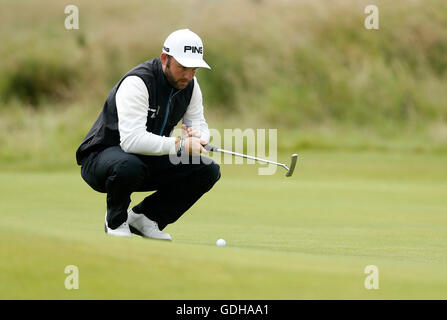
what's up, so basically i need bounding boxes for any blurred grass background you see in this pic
[0,0,446,168]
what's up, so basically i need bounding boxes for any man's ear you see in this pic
[160,53,168,66]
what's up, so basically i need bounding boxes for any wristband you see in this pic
[177,137,185,157]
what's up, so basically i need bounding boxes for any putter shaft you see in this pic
[214,147,288,168]
[204,144,297,177]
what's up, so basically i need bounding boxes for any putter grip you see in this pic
[203,144,216,152]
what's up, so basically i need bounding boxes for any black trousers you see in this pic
[80,146,221,230]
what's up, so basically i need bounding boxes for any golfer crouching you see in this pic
[75,29,220,240]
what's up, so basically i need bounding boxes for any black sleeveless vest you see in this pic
[75,58,194,165]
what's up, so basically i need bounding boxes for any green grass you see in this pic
[1,0,446,171]
[1,0,447,132]
[1,151,446,299]
[1,0,446,300]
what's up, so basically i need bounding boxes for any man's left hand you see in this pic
[182,124,200,138]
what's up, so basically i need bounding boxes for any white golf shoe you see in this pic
[127,209,172,241]
[104,212,132,237]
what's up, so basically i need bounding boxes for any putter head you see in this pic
[285,154,298,177]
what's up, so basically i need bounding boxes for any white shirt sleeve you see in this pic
[116,76,177,155]
[182,77,210,143]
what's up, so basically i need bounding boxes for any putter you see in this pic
[203,144,298,177]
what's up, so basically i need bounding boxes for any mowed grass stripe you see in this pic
[0,151,446,298]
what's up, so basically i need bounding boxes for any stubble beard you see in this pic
[165,59,190,90]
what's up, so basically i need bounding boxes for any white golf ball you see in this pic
[216,238,226,247]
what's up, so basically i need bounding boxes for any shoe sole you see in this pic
[129,224,171,241]
[104,223,132,237]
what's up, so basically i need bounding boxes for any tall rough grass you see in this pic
[0,0,446,167]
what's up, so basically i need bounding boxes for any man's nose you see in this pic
[184,69,195,80]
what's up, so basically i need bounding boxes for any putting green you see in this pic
[0,151,446,299]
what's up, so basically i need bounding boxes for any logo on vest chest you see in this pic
[148,105,160,119]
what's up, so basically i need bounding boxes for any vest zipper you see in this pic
[160,88,173,135]
[159,87,183,135]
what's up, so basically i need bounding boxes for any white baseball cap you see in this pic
[162,29,211,69]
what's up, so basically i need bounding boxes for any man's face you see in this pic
[162,54,198,89]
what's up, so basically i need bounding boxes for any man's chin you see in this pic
[176,81,189,89]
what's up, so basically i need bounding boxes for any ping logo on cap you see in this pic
[163,46,170,53]
[184,46,203,54]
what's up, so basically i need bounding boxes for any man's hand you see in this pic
[178,125,208,155]
[181,124,200,138]
[184,136,208,155]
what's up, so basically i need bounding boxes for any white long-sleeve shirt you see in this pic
[115,75,210,155]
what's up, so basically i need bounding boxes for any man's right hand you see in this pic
[184,136,208,155]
